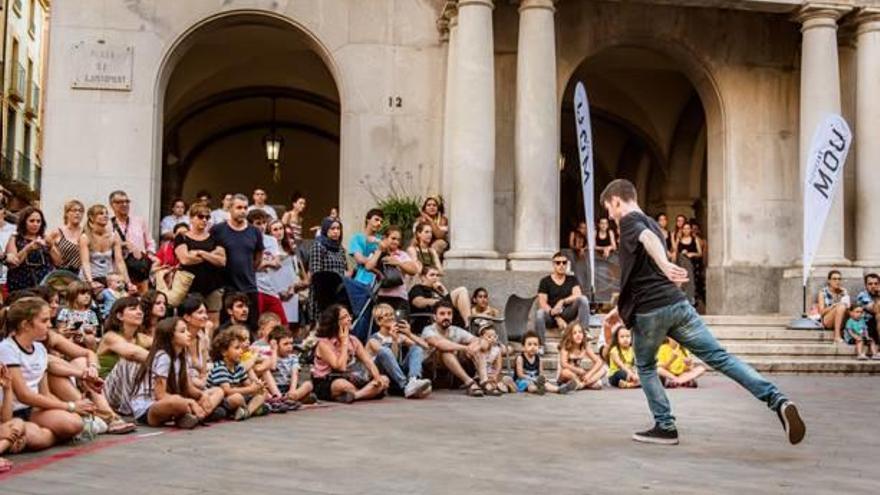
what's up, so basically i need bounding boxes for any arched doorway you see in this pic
[159,13,340,229]
[560,46,710,307]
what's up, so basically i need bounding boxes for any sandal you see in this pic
[106,417,137,435]
[480,381,502,396]
[465,381,484,397]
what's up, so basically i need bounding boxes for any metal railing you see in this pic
[26,83,40,116]
[33,162,41,191]
[16,152,31,185]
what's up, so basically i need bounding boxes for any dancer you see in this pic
[600,178,804,446]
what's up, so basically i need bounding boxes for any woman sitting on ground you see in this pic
[130,317,223,428]
[312,305,389,403]
[179,296,214,390]
[818,269,850,343]
[408,221,443,274]
[0,297,91,450]
[1,363,27,471]
[97,297,150,416]
[140,290,168,339]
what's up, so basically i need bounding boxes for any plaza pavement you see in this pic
[0,375,876,494]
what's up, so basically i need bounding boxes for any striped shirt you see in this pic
[206,361,248,387]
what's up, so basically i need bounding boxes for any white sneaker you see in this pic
[416,379,432,398]
[404,378,432,399]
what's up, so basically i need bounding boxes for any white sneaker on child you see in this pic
[404,378,432,399]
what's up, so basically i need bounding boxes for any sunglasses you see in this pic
[195,214,210,220]
[553,260,567,265]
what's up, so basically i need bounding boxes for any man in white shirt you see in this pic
[247,188,278,221]
[422,301,488,396]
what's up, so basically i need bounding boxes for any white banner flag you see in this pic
[574,82,596,292]
[803,114,852,285]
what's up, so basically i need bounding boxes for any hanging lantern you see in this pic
[263,98,284,183]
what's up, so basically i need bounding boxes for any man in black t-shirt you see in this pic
[210,194,264,331]
[601,179,804,447]
[535,252,591,344]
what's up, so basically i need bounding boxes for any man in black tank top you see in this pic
[600,179,805,446]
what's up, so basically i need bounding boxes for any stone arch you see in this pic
[151,8,346,223]
[559,34,728,267]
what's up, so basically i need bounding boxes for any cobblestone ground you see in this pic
[1,375,876,494]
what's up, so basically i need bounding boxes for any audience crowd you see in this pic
[0,187,728,473]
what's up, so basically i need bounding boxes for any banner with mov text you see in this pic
[803,114,852,286]
[574,82,596,293]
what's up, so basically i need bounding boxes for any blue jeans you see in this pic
[633,300,787,431]
[535,295,590,343]
[374,345,424,390]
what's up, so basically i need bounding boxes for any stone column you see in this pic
[855,9,880,266]
[509,0,559,271]
[445,0,504,269]
[797,4,851,266]
[440,7,458,210]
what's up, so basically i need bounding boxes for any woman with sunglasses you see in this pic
[174,203,226,323]
[818,269,850,343]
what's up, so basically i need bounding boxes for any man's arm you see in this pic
[638,228,688,284]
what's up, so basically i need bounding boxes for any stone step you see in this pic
[722,342,855,357]
[740,357,880,374]
[712,327,832,341]
[702,314,791,326]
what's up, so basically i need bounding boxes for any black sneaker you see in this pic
[205,405,228,423]
[776,401,806,445]
[632,424,679,445]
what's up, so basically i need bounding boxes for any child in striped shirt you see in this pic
[207,326,268,420]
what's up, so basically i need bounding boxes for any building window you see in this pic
[28,0,36,36]
[4,109,17,178]
[22,124,32,185]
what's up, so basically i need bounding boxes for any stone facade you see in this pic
[40,0,880,314]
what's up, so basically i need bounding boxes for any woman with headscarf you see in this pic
[307,217,349,323]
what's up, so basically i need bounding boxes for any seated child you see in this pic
[656,337,707,388]
[608,327,640,389]
[557,322,605,390]
[514,331,574,395]
[1,364,27,471]
[97,273,133,320]
[476,324,515,395]
[268,327,317,404]
[845,306,880,360]
[207,327,268,420]
[57,281,100,350]
[129,317,223,428]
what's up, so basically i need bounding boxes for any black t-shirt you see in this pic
[209,222,264,293]
[174,233,224,297]
[408,284,440,335]
[618,211,686,327]
[538,275,579,308]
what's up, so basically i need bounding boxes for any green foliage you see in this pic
[359,165,434,243]
[376,195,421,239]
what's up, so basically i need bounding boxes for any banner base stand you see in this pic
[788,315,823,330]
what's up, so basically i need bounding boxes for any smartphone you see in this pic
[394,309,407,323]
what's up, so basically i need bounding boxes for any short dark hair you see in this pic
[385,224,402,237]
[552,251,566,260]
[170,197,186,208]
[247,209,269,224]
[421,264,440,277]
[178,295,206,317]
[316,304,348,339]
[224,292,249,312]
[522,330,541,345]
[599,179,637,205]
[195,190,211,200]
[827,270,842,280]
[865,273,880,285]
[290,191,304,204]
[365,208,384,222]
[108,190,127,204]
[433,300,454,315]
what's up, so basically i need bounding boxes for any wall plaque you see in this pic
[70,41,133,91]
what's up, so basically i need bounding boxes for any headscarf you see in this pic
[318,217,342,252]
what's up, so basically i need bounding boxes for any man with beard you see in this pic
[422,301,487,397]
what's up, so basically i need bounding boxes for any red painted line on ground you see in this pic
[0,430,177,482]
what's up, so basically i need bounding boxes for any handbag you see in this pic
[155,267,195,307]
[111,218,151,283]
[379,256,404,289]
[329,359,371,388]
